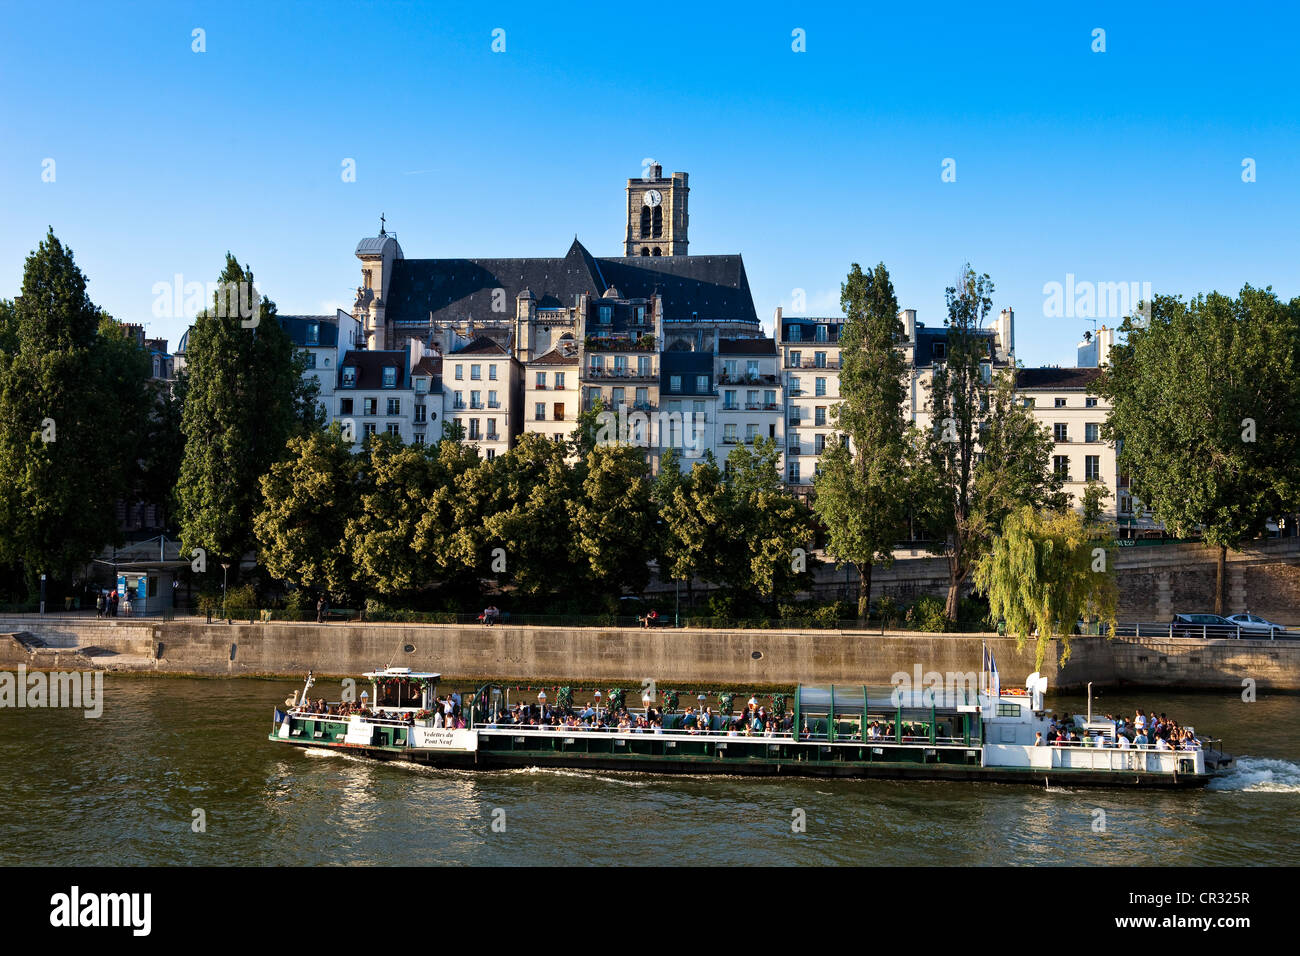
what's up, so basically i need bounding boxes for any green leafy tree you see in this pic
[812,262,910,619]
[254,425,359,598]
[654,451,731,607]
[175,254,316,573]
[0,231,152,590]
[922,266,1062,620]
[574,442,656,597]
[973,505,1117,668]
[1094,287,1300,613]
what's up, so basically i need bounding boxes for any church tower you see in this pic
[624,163,689,257]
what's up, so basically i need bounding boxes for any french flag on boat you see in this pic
[983,643,1001,700]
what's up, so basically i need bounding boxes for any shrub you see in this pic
[911,595,949,633]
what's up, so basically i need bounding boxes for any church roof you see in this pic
[383,238,757,327]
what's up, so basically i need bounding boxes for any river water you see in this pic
[1,677,1296,866]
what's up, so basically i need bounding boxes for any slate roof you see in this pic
[339,350,408,389]
[719,337,775,355]
[450,336,509,357]
[660,351,715,396]
[278,314,338,348]
[781,318,842,343]
[1015,367,1102,390]
[531,346,580,366]
[384,238,758,326]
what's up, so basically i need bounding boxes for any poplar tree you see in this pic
[812,262,910,619]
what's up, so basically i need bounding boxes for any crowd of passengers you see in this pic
[1036,708,1203,750]
[489,697,799,736]
[293,692,468,727]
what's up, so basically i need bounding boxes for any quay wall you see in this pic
[1,618,1297,692]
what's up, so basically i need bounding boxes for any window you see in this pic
[555,372,565,390]
[1119,495,1133,514]
[383,366,397,388]
[815,407,827,426]
[815,434,826,453]
[488,390,498,408]
[414,404,426,423]
[997,703,1021,718]
[1085,397,1098,408]
[724,359,737,377]
[635,387,648,407]
[339,398,353,415]
[789,375,800,395]
[614,355,628,374]
[471,365,481,380]
[1023,397,1036,408]
[1053,455,1070,480]
[342,367,356,388]
[536,372,547,388]
[1085,455,1101,481]
[788,461,801,483]
[638,355,651,376]
[1054,397,1067,408]
[303,352,316,369]
[1054,423,1069,442]
[599,305,612,325]
[553,403,564,420]
[669,376,682,393]
[489,365,497,381]
[764,389,776,407]
[386,397,401,416]
[814,351,827,368]
[636,306,645,324]
[789,325,802,342]
[746,424,759,443]
[723,424,737,443]
[747,360,759,378]
[471,390,482,409]
[747,389,759,408]
[815,325,828,342]
[413,434,426,446]
[1085,422,1100,443]
[455,365,463,381]
[363,422,376,438]
[696,375,708,392]
[487,420,498,440]
[469,419,481,440]
[363,398,377,416]
[453,390,464,409]
[386,423,400,436]
[790,350,801,368]
[932,342,947,361]
[612,386,625,407]
[306,322,319,345]
[815,377,826,397]
[486,448,496,460]
[415,378,427,394]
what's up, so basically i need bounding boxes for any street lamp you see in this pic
[221,562,231,623]
[675,576,681,628]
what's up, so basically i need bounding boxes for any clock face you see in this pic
[643,189,662,207]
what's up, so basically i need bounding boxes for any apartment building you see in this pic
[445,337,522,459]
[714,337,783,469]
[776,311,844,492]
[524,340,581,448]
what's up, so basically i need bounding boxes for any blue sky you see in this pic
[3,1,1298,366]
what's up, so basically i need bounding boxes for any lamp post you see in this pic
[221,562,230,623]
[675,576,681,628]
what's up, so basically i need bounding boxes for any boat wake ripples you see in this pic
[1207,757,1300,792]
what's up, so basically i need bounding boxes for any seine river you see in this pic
[1,677,1297,866]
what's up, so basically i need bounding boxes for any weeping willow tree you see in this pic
[973,506,1117,669]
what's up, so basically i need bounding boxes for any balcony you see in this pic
[717,372,780,386]
[786,359,840,370]
[585,334,657,352]
[452,401,467,410]
[470,402,484,410]
[788,444,802,456]
[583,367,657,382]
[488,401,501,409]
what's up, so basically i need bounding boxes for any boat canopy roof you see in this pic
[363,668,441,681]
[796,684,975,715]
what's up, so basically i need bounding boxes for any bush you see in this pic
[224,583,258,613]
[283,589,312,615]
[908,595,949,633]
[875,595,898,627]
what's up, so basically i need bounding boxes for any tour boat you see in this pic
[268,666,1234,789]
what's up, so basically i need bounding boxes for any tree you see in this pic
[175,254,316,572]
[254,425,360,599]
[722,437,815,609]
[973,505,1117,668]
[812,262,910,618]
[1094,287,1300,613]
[654,451,731,607]
[0,231,152,591]
[922,265,1062,620]
[574,442,656,598]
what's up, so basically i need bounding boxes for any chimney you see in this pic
[1098,324,1114,366]
[995,307,1015,360]
[900,309,916,342]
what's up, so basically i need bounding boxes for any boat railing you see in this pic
[288,707,417,728]
[478,724,973,747]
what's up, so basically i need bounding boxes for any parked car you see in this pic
[1170,613,1239,638]
[1224,613,1291,638]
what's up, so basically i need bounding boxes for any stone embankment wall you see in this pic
[1,618,1296,691]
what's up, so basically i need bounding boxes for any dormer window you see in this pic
[599,305,612,325]
[342,367,356,388]
[932,342,947,361]
[306,322,319,345]
[815,325,828,342]
[383,366,397,388]
[789,325,802,342]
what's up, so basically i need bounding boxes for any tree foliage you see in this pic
[1093,287,1300,611]
[973,505,1117,669]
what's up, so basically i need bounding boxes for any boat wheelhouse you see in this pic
[270,667,1232,789]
